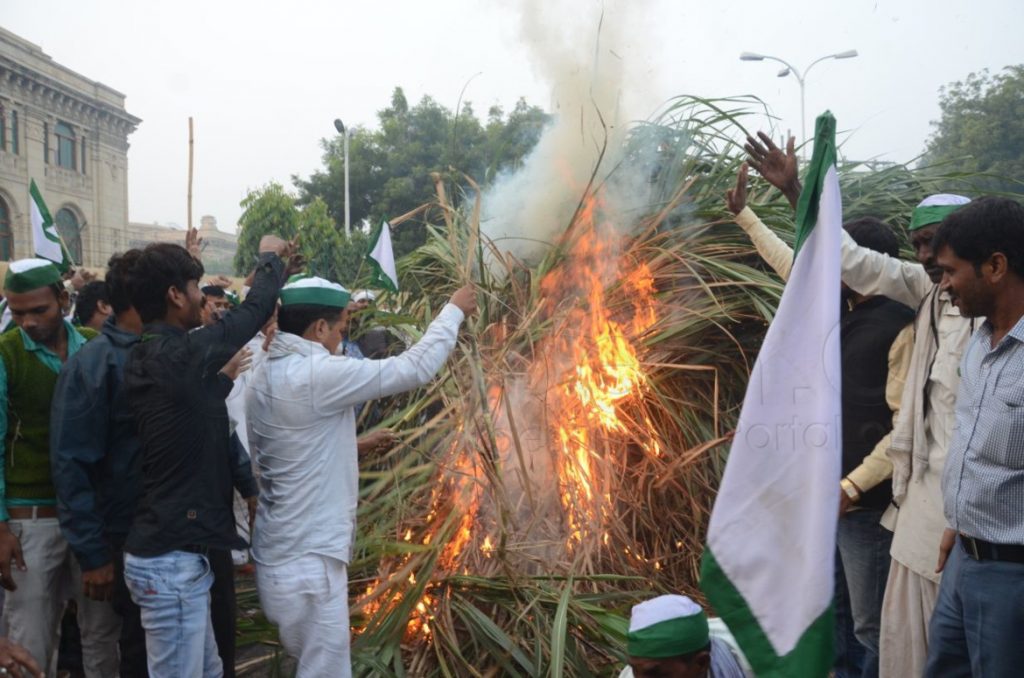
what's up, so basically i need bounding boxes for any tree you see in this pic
[293,87,550,259]
[924,65,1024,193]
[234,183,300,275]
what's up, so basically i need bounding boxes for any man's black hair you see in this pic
[843,217,900,258]
[106,249,144,315]
[933,196,1024,278]
[73,280,110,326]
[201,285,226,298]
[127,243,205,324]
[278,304,344,337]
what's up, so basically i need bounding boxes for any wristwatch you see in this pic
[840,478,861,502]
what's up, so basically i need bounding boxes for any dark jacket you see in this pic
[841,296,915,510]
[123,253,283,557]
[51,318,259,570]
[50,317,142,570]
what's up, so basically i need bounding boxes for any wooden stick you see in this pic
[187,117,194,232]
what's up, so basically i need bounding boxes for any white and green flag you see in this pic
[700,112,843,677]
[367,220,398,293]
[29,179,70,270]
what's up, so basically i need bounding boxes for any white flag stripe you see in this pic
[706,164,843,654]
[31,195,64,264]
[369,221,398,291]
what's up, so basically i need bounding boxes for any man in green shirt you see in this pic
[0,259,119,676]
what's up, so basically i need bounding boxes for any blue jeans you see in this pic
[124,550,223,678]
[837,508,892,678]
[925,537,1024,677]
[833,548,866,678]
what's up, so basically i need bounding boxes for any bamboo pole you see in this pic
[187,117,194,232]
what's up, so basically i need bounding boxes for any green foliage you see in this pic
[924,65,1024,194]
[235,186,370,286]
[233,182,300,276]
[293,87,549,259]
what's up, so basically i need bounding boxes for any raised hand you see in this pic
[185,227,205,260]
[726,162,750,216]
[745,132,801,209]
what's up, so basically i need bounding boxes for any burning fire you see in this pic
[538,191,658,545]
[355,190,659,641]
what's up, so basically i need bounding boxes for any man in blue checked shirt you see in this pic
[926,196,1024,677]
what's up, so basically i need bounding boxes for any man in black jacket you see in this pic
[120,236,292,677]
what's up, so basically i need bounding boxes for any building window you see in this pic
[12,112,19,155]
[56,122,76,170]
[0,198,13,261]
[81,135,86,174]
[0,105,5,152]
[55,208,82,264]
[43,121,48,163]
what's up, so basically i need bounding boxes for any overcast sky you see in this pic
[6,0,1023,232]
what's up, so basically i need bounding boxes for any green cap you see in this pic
[4,258,63,293]
[627,595,710,658]
[279,276,351,308]
[908,194,971,231]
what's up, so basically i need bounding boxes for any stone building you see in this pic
[127,215,238,275]
[0,26,140,267]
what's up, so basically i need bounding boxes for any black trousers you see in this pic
[209,548,236,678]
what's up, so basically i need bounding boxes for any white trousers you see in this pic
[1,516,121,677]
[257,554,350,678]
[878,559,940,678]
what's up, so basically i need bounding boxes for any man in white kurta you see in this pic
[246,276,476,677]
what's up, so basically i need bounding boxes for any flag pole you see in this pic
[187,117,194,232]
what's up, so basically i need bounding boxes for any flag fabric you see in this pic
[29,180,70,270]
[367,220,398,293]
[700,112,843,677]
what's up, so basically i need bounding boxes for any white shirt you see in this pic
[246,304,464,566]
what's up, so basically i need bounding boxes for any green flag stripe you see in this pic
[366,256,398,293]
[793,112,838,257]
[701,548,834,678]
[29,179,53,226]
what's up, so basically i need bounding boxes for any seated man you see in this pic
[248,276,476,677]
[620,594,750,678]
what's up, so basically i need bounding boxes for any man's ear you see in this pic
[987,252,1010,284]
[98,300,113,315]
[694,650,711,674]
[167,285,186,310]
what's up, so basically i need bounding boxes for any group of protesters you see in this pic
[0,130,1020,678]
[0,227,476,677]
[615,138,1023,678]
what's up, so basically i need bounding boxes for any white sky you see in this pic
[6,0,1023,231]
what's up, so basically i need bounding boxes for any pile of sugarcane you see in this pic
[239,96,986,677]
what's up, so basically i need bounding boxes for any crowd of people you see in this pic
[0,132,1018,678]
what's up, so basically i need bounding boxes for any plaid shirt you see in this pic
[943,315,1024,544]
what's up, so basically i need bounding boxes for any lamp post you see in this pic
[333,118,351,237]
[740,49,858,159]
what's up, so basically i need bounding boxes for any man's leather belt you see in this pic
[7,506,58,519]
[960,534,1024,563]
[180,544,211,556]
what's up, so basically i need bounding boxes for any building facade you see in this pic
[127,215,238,275]
[0,27,140,267]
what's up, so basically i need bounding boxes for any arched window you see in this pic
[55,121,76,170]
[0,197,12,261]
[55,208,82,264]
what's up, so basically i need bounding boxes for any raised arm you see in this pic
[728,162,796,281]
[744,132,933,307]
[191,236,294,353]
[314,286,477,412]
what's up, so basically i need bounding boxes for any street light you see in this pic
[333,118,351,237]
[739,49,858,159]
